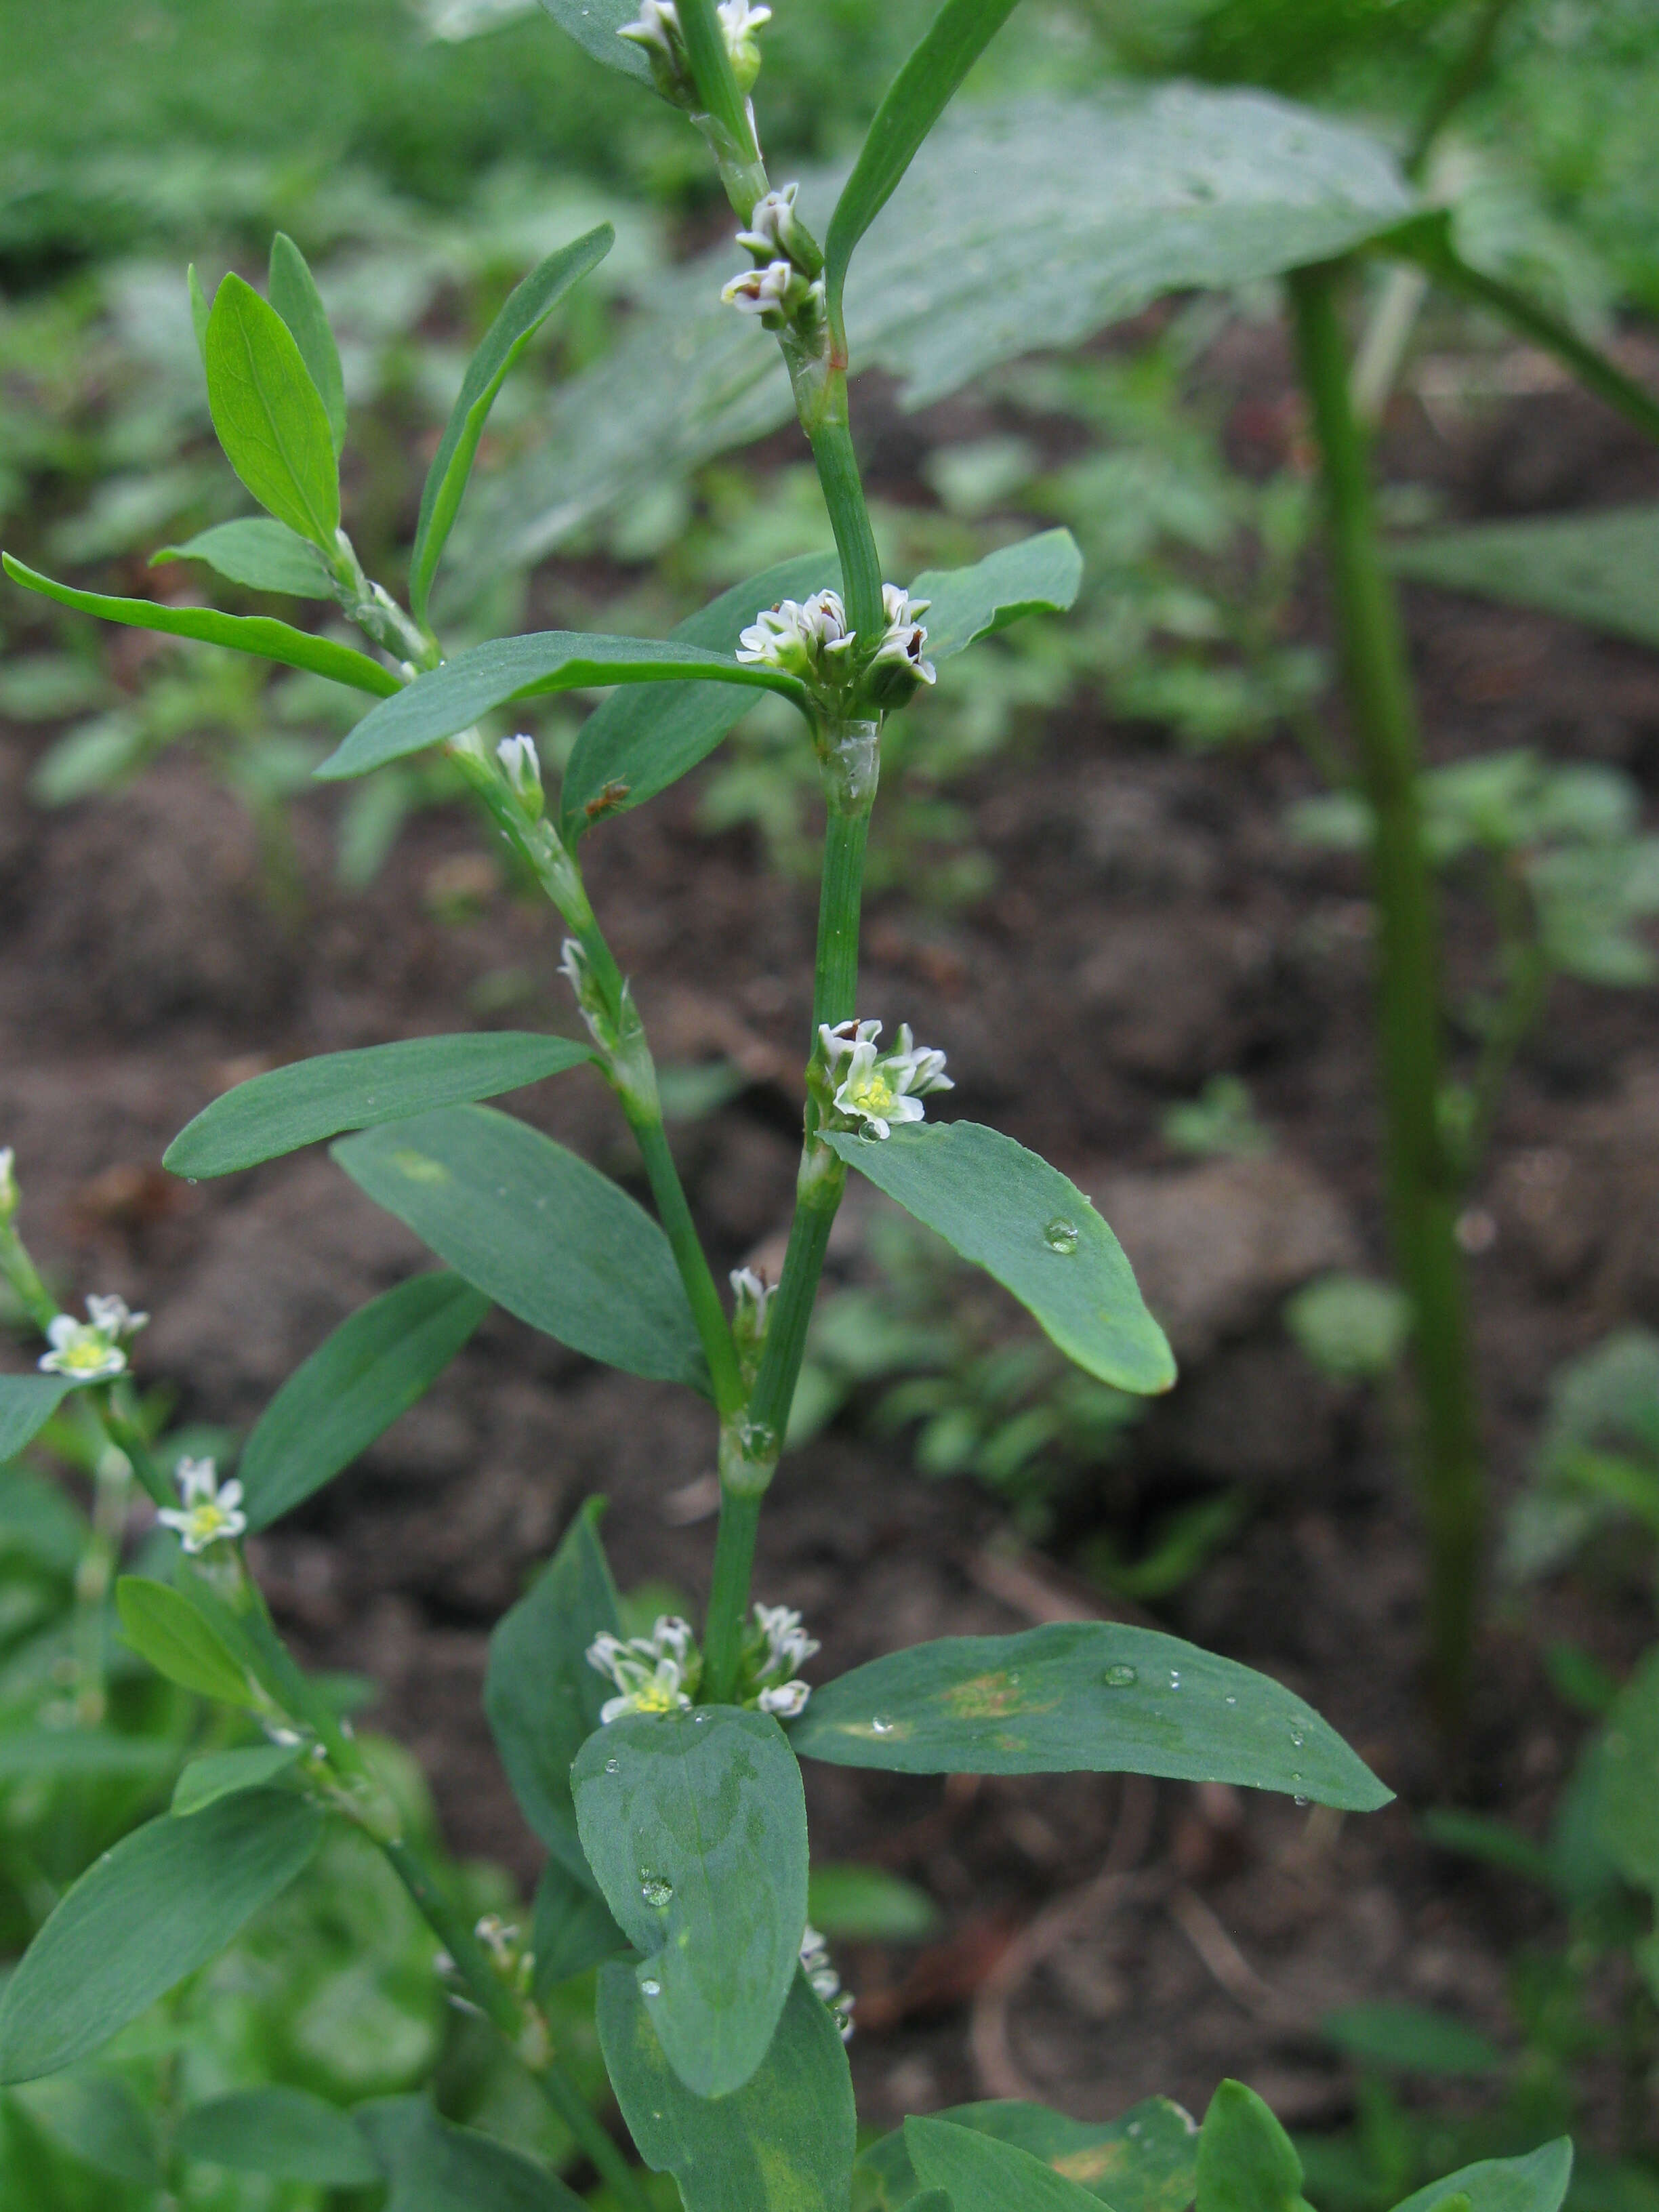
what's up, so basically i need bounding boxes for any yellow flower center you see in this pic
[60,1333,120,1374]
[848,1071,897,1115]
[634,1678,681,1713]
[182,1502,234,1546]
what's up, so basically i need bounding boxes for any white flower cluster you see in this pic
[37,1294,147,1384]
[800,1924,855,2041]
[157,1456,247,1555]
[741,1601,818,1719]
[619,0,770,99]
[735,583,935,708]
[872,583,936,691]
[819,1019,952,1139]
[587,1615,703,1725]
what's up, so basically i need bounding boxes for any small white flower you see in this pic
[157,1456,247,1554]
[800,1925,854,2039]
[85,1294,148,1339]
[496,733,544,819]
[758,1679,811,1717]
[721,258,815,325]
[617,0,680,62]
[819,1017,951,1139]
[37,1296,142,1383]
[0,1147,16,1223]
[872,582,936,688]
[588,1615,703,1725]
[718,0,771,85]
[737,181,806,264]
[737,590,855,686]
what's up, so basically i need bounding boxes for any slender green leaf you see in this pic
[1323,2004,1504,2078]
[236,1273,489,1529]
[572,1706,808,2097]
[153,517,335,599]
[1387,2144,1573,2212]
[316,630,806,781]
[825,0,1023,346]
[187,263,210,366]
[859,2098,1197,2212]
[907,2118,1103,2212]
[534,0,651,83]
[599,1963,856,2212]
[268,232,347,458]
[1195,2082,1305,2212]
[530,1856,628,1996]
[172,1744,304,1816]
[825,1121,1174,1394]
[116,1576,261,1707]
[486,1498,623,1883]
[561,553,838,839]
[178,2087,378,2186]
[14,2072,161,2188]
[2,554,399,697]
[1596,1645,1659,1891]
[411,224,614,625]
[333,1105,708,1389]
[357,2095,588,2211]
[205,272,341,548]
[167,1031,594,1179]
[1391,506,1659,655]
[790,1620,1391,1809]
[912,531,1083,659]
[0,1729,176,1782]
[0,1374,76,1460]
[0,1791,323,2082]
[808,1862,939,1941]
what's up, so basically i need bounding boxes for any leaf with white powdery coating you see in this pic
[0,1790,323,2082]
[205,273,340,549]
[0,1374,77,1460]
[237,1273,490,1530]
[333,1105,708,1390]
[599,1962,856,2212]
[790,1621,1391,1810]
[825,1120,1173,1394]
[573,1706,809,2097]
[268,232,347,459]
[153,517,335,598]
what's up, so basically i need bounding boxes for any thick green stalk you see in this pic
[805,399,884,649]
[702,1488,762,1702]
[814,801,872,1031]
[1288,258,1484,1738]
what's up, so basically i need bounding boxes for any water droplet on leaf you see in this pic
[1224,1694,1237,1707]
[640,1977,661,1997]
[869,1715,895,1735]
[1042,1217,1080,1254]
[1290,1726,1305,1748]
[604,1757,620,1774]
[1102,1663,1138,1688]
[640,1876,674,1908]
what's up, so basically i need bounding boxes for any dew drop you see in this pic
[1007,1672,1021,1687]
[1168,1669,1182,1690]
[604,1757,620,1774]
[1042,1216,1080,1255]
[870,1715,895,1735]
[1289,1726,1305,1748]
[1102,1663,1138,1689]
[640,1875,674,1909]
[1224,1694,1237,1707]
[640,1977,661,1997]
[1293,1795,1309,1809]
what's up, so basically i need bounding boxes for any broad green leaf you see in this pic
[172,1744,304,1816]
[0,1374,75,1460]
[167,1031,594,1179]
[530,1855,628,1996]
[410,224,614,626]
[1391,507,1659,655]
[333,1106,708,1390]
[561,554,838,840]
[237,1273,491,1528]
[1195,2082,1305,2212]
[534,0,651,83]
[316,630,806,781]
[859,2097,1197,2212]
[206,273,341,548]
[1595,1645,1659,1890]
[824,1122,1174,1394]
[572,1706,808,2097]
[824,0,1023,347]
[907,2118,1103,2212]
[912,531,1082,659]
[808,1861,939,1940]
[598,1961,855,2212]
[178,2087,378,2186]
[356,2095,588,2211]
[268,232,347,458]
[1387,2144,1573,2212]
[1322,2003,1504,2078]
[790,1621,1391,1810]
[117,1576,261,1707]
[153,517,335,599]
[0,1790,323,2082]
[0,1729,176,1782]
[14,2072,161,2188]
[486,1498,623,1883]
[2,555,399,697]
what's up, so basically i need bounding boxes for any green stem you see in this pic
[629,1113,743,1416]
[814,802,871,1030]
[71,1437,132,1725]
[676,0,764,208]
[802,388,884,649]
[1460,873,1550,1177]
[1289,258,1484,1742]
[0,1221,56,1332]
[1406,0,1523,179]
[378,1837,650,2212]
[703,1488,762,1702]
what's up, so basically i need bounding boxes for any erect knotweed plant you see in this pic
[0,4,1578,2209]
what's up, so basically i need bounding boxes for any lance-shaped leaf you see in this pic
[486,1498,623,1884]
[825,0,1023,350]
[790,1621,1391,1809]
[167,1031,594,1179]
[0,1374,76,1460]
[14,2071,162,2187]
[411,223,614,626]
[0,1729,176,1783]
[912,530,1082,660]
[561,552,839,840]
[1194,2082,1305,2212]
[535,0,651,83]
[268,232,347,459]
[599,1963,855,2212]
[172,1744,304,1816]
[0,1790,323,2082]
[153,518,335,599]
[333,1106,707,1389]
[825,1122,1173,1394]
[1390,506,1659,655]
[177,2087,379,2187]
[1595,1645,1659,1891]
[572,1706,809,2097]
[531,1856,628,1995]
[116,1576,263,1708]
[316,630,807,781]
[356,2095,588,2211]
[858,2097,1198,2212]
[907,2119,1103,2212]
[2,555,399,697]
[237,1273,490,1530]
[205,272,341,549]
[1387,2143,1573,2212]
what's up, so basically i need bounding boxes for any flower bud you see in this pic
[735,182,821,278]
[496,733,544,821]
[718,0,771,91]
